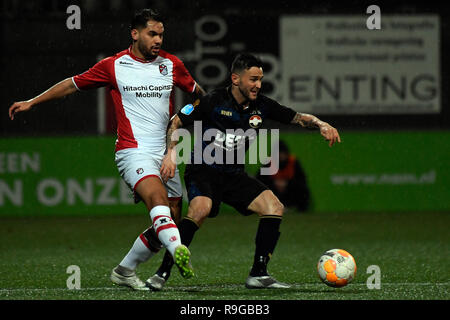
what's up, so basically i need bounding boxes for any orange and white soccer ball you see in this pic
[317,249,357,287]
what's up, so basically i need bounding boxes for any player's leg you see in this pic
[153,168,184,260]
[147,196,213,290]
[111,150,192,291]
[111,225,162,291]
[146,172,184,290]
[224,172,289,289]
[245,190,290,289]
[169,197,183,224]
[114,177,174,269]
[111,151,164,290]
[158,196,183,272]
[136,176,193,279]
[113,195,184,291]
[247,189,284,275]
[112,177,190,289]
[147,164,219,290]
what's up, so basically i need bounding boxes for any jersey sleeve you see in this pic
[172,56,196,93]
[177,94,210,127]
[264,96,297,124]
[72,57,114,90]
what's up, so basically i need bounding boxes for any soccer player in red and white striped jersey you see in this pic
[9,9,205,291]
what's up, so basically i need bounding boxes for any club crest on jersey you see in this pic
[249,115,262,128]
[159,64,168,76]
[136,168,144,175]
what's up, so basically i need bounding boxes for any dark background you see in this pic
[1,0,449,136]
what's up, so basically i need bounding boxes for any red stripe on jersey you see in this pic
[112,91,138,151]
[155,223,178,237]
[111,51,138,152]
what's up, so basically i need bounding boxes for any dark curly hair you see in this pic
[231,53,263,74]
[131,8,165,30]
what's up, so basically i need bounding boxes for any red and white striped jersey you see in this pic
[72,46,196,153]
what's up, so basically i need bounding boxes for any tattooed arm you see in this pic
[166,115,184,152]
[160,115,184,182]
[291,112,341,147]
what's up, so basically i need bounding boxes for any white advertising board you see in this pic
[280,15,440,114]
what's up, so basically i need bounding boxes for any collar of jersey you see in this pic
[127,45,158,63]
[226,86,254,113]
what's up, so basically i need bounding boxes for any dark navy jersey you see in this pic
[177,86,297,172]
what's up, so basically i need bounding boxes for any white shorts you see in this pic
[115,148,182,201]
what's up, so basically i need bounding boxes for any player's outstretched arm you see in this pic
[9,78,77,120]
[160,115,184,182]
[291,112,341,147]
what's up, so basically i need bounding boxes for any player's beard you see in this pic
[137,41,157,60]
[238,85,258,102]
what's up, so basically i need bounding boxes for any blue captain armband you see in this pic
[180,103,194,115]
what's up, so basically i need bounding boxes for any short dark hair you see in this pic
[131,8,165,30]
[231,53,263,74]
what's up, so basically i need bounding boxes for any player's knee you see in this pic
[143,195,168,210]
[254,191,284,216]
[187,197,212,226]
[135,178,169,209]
[263,196,284,216]
[272,200,284,216]
[190,207,210,225]
[142,188,169,208]
[188,203,211,226]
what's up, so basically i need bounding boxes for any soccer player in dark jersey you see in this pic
[146,53,341,290]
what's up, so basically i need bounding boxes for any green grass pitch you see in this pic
[0,210,448,300]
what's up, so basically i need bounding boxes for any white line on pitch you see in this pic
[0,282,448,293]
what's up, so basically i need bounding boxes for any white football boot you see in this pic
[110,268,150,291]
[146,273,168,291]
[245,275,291,289]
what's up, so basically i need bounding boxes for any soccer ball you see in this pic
[317,249,357,287]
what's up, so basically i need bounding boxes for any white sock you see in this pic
[119,235,155,271]
[150,205,181,256]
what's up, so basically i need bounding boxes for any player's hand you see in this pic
[160,149,177,183]
[319,123,341,147]
[9,100,34,120]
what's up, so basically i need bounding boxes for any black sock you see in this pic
[156,217,199,278]
[250,215,282,277]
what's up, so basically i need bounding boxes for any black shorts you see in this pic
[184,164,269,218]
